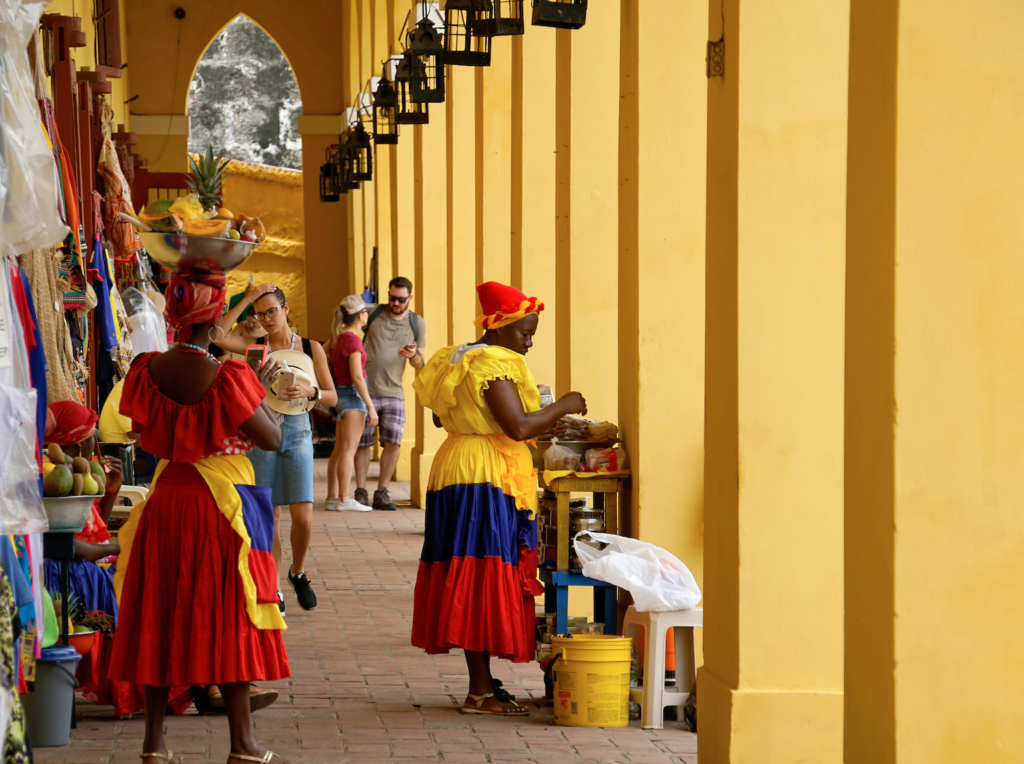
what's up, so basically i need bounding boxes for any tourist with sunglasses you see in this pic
[215,283,337,613]
[354,276,426,511]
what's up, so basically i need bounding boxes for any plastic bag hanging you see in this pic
[0,0,70,257]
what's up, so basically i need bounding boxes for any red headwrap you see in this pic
[46,401,99,447]
[474,282,545,330]
[164,272,227,342]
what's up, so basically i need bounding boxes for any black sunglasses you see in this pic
[388,293,410,304]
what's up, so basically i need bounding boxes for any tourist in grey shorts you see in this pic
[354,276,426,511]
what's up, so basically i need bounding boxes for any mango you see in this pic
[43,465,74,497]
[89,461,105,477]
[72,456,90,475]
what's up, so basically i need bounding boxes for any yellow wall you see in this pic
[218,160,308,335]
[700,0,847,761]
[846,1,1024,761]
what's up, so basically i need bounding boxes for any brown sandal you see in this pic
[460,693,530,716]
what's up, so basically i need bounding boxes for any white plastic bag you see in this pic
[122,287,168,354]
[574,532,701,611]
[0,382,48,534]
[0,0,70,257]
[544,437,580,471]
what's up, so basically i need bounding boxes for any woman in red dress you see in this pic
[109,272,290,764]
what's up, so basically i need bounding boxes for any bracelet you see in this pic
[308,387,321,402]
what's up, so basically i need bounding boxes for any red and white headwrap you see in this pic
[474,282,545,331]
[164,271,227,342]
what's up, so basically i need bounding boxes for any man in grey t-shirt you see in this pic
[354,276,426,510]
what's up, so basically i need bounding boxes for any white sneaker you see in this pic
[334,497,373,512]
[324,497,339,511]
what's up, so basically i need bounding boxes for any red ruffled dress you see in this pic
[108,354,289,687]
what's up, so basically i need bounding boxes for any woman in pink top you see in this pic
[327,295,378,511]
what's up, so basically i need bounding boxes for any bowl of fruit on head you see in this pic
[42,443,110,531]
[134,148,267,274]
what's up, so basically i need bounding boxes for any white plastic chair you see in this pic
[111,485,149,520]
[622,605,703,729]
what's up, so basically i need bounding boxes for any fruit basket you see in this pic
[42,495,95,531]
[139,232,256,274]
[64,629,98,656]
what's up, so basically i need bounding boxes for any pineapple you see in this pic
[187,145,231,213]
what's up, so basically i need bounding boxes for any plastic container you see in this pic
[42,495,96,531]
[552,634,633,727]
[22,645,80,747]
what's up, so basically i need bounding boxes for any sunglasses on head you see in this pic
[388,293,410,304]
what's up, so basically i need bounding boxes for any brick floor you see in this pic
[35,459,698,763]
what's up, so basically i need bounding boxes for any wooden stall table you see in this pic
[538,471,629,636]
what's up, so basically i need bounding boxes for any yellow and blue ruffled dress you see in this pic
[412,343,546,662]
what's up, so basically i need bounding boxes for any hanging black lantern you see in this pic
[335,145,359,192]
[408,17,445,104]
[344,124,374,181]
[531,0,587,29]
[490,0,525,36]
[395,52,430,125]
[319,162,339,202]
[444,0,492,67]
[373,68,399,144]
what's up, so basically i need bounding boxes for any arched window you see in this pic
[188,16,301,169]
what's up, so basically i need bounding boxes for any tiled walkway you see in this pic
[36,459,698,764]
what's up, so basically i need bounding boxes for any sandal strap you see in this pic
[230,752,278,764]
[466,692,493,709]
[141,753,176,763]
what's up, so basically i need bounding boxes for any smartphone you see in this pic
[277,370,295,401]
[245,344,268,372]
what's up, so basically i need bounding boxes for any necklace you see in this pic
[173,343,214,358]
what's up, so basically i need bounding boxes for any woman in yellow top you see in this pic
[412,282,587,716]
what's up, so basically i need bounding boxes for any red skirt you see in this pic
[108,463,289,687]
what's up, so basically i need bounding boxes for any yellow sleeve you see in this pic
[465,348,542,413]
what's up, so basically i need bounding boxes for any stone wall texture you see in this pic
[187,16,302,170]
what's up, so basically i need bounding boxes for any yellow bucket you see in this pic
[552,634,633,727]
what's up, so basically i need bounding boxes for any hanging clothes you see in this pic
[98,101,142,260]
[0,562,30,764]
[9,266,47,480]
[19,247,80,403]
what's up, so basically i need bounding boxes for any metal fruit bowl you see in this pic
[42,495,96,531]
[139,232,256,274]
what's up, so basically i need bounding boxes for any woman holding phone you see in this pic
[326,295,378,512]
[215,283,337,613]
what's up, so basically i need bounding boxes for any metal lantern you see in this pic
[490,0,525,36]
[444,0,492,67]
[373,69,399,144]
[531,0,587,29]
[408,17,445,103]
[345,124,374,180]
[319,162,339,202]
[395,52,430,125]
[335,145,359,192]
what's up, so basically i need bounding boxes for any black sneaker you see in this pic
[277,591,286,617]
[373,487,398,511]
[287,568,317,611]
[354,487,370,506]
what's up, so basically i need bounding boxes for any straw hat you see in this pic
[266,349,318,415]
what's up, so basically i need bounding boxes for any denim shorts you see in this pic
[335,384,368,420]
[247,411,314,506]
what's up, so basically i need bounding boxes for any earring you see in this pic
[208,325,226,343]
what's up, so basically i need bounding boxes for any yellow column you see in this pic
[412,110,448,507]
[555,9,619,419]
[512,30,557,389]
[476,44,513,286]
[700,1,847,762]
[447,64,478,344]
[394,82,417,482]
[845,2,1024,762]
[617,0,705,586]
